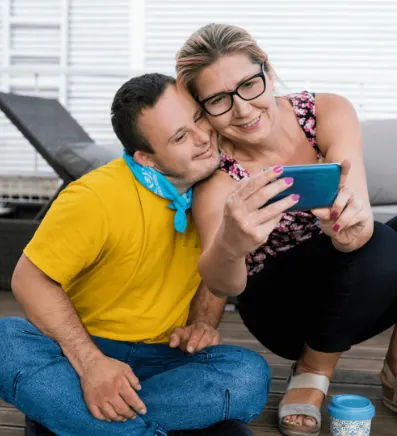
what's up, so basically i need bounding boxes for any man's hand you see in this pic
[80,354,147,422]
[169,321,221,354]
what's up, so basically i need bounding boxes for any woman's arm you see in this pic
[193,172,248,296]
[193,167,300,296]
[315,93,374,250]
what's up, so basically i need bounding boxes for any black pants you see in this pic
[238,219,397,361]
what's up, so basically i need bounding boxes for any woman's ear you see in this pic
[133,150,155,168]
[265,61,275,87]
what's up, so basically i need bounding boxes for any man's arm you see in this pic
[12,255,145,422]
[12,183,146,422]
[187,281,227,329]
[12,255,102,376]
[169,281,227,353]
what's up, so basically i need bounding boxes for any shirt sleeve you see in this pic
[23,181,109,287]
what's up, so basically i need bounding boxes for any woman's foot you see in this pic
[280,386,324,427]
[380,356,397,388]
[379,355,397,413]
[278,346,340,435]
[278,360,332,434]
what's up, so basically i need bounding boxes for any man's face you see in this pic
[136,85,220,191]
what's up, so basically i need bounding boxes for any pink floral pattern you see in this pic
[220,91,323,276]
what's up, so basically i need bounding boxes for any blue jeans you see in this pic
[0,317,271,436]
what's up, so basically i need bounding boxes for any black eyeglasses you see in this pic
[198,64,267,117]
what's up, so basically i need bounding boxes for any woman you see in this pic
[176,23,397,436]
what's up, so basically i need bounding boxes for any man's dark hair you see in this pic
[111,73,176,155]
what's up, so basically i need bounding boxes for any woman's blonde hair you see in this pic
[176,23,269,95]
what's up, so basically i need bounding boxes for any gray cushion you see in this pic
[371,205,397,223]
[54,142,120,179]
[362,119,397,205]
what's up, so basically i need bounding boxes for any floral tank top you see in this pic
[219,91,324,276]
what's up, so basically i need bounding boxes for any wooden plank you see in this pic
[221,336,389,361]
[2,289,397,434]
[218,326,393,350]
[0,292,24,318]
[0,399,16,408]
[270,366,381,386]
[262,353,384,373]
[0,427,24,436]
[0,407,25,427]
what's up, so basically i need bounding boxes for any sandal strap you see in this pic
[278,403,321,424]
[287,372,330,396]
[383,362,397,402]
[383,362,397,387]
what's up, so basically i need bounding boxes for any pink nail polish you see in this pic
[285,177,294,185]
[273,165,283,173]
[333,224,340,232]
[292,194,300,201]
[331,211,338,220]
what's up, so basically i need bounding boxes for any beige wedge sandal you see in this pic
[278,364,330,436]
[381,361,397,413]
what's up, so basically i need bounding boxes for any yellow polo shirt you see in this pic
[24,158,201,343]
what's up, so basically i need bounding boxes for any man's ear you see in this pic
[134,150,155,168]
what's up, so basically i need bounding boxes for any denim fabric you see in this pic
[0,317,271,436]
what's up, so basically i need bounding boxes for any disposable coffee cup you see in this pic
[328,394,375,435]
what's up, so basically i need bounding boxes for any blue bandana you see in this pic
[123,151,192,233]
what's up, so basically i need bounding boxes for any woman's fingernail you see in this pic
[331,211,338,220]
[292,194,300,201]
[285,177,294,185]
[333,224,340,232]
[273,165,283,173]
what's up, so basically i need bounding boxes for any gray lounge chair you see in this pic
[0,92,119,289]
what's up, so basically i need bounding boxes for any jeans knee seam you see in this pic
[12,370,23,401]
[155,424,167,436]
[222,389,231,420]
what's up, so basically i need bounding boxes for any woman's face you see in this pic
[193,53,277,146]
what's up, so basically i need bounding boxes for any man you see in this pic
[0,73,271,436]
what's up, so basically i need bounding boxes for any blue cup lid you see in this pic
[328,395,375,421]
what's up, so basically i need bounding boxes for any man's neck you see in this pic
[166,176,192,195]
[150,162,192,195]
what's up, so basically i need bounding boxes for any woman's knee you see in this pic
[365,222,397,268]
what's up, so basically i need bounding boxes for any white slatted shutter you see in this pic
[0,0,62,173]
[145,0,397,120]
[67,0,130,147]
[2,0,397,174]
[0,0,130,174]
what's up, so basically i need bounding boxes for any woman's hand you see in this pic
[217,165,300,258]
[312,160,372,251]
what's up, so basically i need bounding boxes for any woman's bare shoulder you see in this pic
[315,92,357,118]
[193,169,238,204]
[192,170,239,245]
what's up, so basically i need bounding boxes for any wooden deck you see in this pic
[1,290,396,435]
